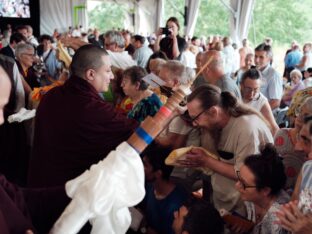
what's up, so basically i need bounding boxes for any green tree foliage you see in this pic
[193,0,229,37]
[249,0,312,45]
[164,0,229,37]
[88,2,127,32]
[88,0,312,46]
[163,0,185,30]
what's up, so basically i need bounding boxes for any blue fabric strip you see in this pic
[136,127,153,145]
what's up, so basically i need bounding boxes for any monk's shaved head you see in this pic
[0,66,11,125]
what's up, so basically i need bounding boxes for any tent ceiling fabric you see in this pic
[40,0,163,36]
[229,0,255,44]
[40,0,87,35]
[184,0,201,37]
[40,0,254,44]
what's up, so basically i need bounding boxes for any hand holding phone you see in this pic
[160,27,171,36]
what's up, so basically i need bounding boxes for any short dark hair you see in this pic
[15,25,28,32]
[145,51,168,73]
[241,68,261,84]
[141,144,173,181]
[191,36,198,42]
[123,66,148,90]
[39,34,53,43]
[133,35,145,44]
[244,143,286,196]
[9,32,26,44]
[182,198,224,234]
[306,67,312,73]
[166,16,180,31]
[70,44,108,77]
[255,43,273,58]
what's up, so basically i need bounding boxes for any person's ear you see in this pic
[208,106,218,117]
[85,69,95,81]
[172,79,180,89]
[135,81,141,90]
[261,187,271,197]
[154,170,162,179]
[113,43,118,50]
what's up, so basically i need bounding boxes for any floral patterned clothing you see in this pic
[127,93,162,123]
[299,160,312,214]
[245,190,290,234]
[274,128,307,192]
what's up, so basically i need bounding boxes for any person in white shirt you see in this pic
[240,68,279,135]
[104,30,136,69]
[26,25,39,48]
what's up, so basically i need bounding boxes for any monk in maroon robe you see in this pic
[28,44,138,188]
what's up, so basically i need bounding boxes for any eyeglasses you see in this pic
[181,109,206,124]
[150,79,174,97]
[242,86,261,101]
[236,170,257,190]
[190,109,206,123]
[295,109,309,122]
[304,115,312,123]
[243,87,260,94]
[105,42,115,48]
[22,53,36,57]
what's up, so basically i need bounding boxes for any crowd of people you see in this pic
[0,16,312,234]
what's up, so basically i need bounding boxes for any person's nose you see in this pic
[294,140,304,152]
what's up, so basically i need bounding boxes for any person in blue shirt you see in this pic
[284,44,303,82]
[141,144,190,234]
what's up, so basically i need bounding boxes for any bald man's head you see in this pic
[0,66,11,125]
[201,50,224,81]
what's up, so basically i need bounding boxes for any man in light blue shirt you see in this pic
[133,35,153,68]
[255,43,283,110]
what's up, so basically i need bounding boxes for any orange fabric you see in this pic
[31,81,64,101]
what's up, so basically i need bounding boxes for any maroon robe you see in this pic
[28,75,138,187]
[0,174,69,233]
[0,175,33,234]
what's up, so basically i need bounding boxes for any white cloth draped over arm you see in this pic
[50,142,145,234]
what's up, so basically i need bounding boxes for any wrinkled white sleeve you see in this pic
[50,142,145,234]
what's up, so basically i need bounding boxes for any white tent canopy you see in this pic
[40,0,255,43]
[40,0,164,36]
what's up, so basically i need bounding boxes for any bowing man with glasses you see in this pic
[178,84,273,218]
[234,143,289,234]
[240,68,279,135]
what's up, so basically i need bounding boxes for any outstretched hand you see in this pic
[177,147,208,168]
[59,36,87,51]
[276,200,312,234]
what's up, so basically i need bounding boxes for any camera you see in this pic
[161,27,171,36]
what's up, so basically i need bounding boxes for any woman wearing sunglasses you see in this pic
[235,143,289,234]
